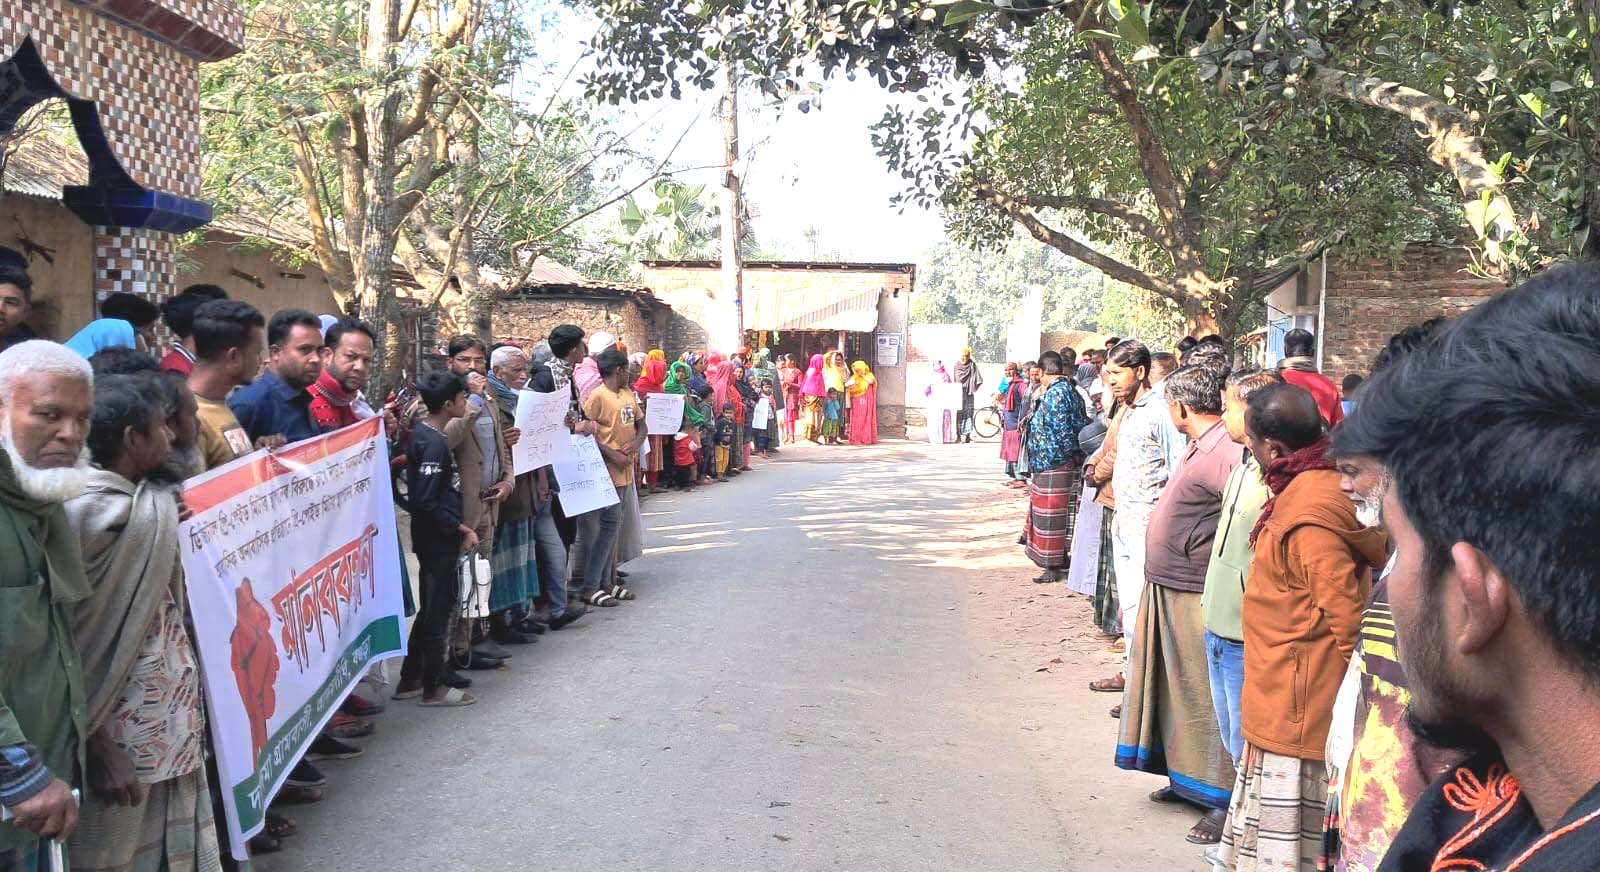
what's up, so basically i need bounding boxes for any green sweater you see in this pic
[1201,454,1271,642]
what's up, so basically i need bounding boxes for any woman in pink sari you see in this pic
[846,360,878,445]
[924,361,957,443]
[799,353,826,442]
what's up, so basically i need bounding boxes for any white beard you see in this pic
[1352,496,1383,529]
[0,418,90,503]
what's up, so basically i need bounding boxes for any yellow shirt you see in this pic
[581,384,641,488]
[196,396,252,471]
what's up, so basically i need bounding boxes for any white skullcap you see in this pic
[587,331,616,355]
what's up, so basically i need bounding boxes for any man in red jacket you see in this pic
[308,318,376,431]
[1277,328,1344,426]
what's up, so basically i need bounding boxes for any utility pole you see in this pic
[719,60,744,351]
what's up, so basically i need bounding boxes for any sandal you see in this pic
[610,585,636,601]
[1109,704,1121,719]
[393,683,422,701]
[1149,786,1185,804]
[419,688,476,707]
[265,813,297,838]
[1032,571,1061,584]
[587,590,619,607]
[1187,808,1227,844]
[1088,675,1125,693]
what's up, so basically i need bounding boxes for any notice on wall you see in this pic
[552,433,621,515]
[876,333,902,366]
[644,392,686,435]
[178,419,405,859]
[752,398,771,429]
[510,389,573,475]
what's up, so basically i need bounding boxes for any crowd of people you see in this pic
[0,249,881,871]
[999,266,1600,872]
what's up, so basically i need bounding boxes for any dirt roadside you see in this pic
[953,471,1213,872]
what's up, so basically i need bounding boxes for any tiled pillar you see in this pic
[92,225,175,309]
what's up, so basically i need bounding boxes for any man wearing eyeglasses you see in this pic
[444,336,516,663]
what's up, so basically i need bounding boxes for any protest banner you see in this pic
[511,388,573,475]
[552,433,621,515]
[179,418,405,859]
[644,392,685,435]
[752,398,771,429]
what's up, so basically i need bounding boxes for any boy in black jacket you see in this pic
[397,371,479,707]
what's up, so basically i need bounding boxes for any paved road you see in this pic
[256,440,1079,871]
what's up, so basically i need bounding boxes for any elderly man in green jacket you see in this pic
[0,340,94,872]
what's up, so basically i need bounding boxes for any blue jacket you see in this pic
[228,370,320,446]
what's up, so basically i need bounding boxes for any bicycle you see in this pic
[971,404,1003,439]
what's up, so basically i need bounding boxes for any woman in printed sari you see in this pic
[664,360,706,482]
[778,355,802,444]
[799,354,826,442]
[924,361,956,443]
[635,356,668,493]
[846,360,878,445]
[1000,362,1027,485]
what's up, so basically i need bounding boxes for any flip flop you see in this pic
[392,684,423,701]
[419,688,476,707]
[1150,786,1185,804]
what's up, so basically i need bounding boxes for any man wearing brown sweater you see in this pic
[1218,383,1387,872]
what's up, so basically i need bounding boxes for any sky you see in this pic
[519,5,950,264]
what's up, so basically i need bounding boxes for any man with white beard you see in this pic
[1319,319,1459,872]
[0,340,94,871]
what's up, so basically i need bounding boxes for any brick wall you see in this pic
[491,295,666,354]
[1322,244,1503,380]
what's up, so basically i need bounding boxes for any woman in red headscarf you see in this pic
[635,357,668,492]
[799,354,827,443]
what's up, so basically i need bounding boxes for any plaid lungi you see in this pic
[1093,509,1120,635]
[69,768,221,872]
[1024,463,1080,570]
[1219,743,1329,872]
[488,516,538,614]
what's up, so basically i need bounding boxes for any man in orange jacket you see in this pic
[1217,383,1387,872]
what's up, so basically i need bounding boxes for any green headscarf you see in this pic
[665,361,707,426]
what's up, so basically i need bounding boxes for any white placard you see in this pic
[510,389,573,475]
[930,381,964,411]
[751,398,771,429]
[645,392,686,435]
[552,434,621,515]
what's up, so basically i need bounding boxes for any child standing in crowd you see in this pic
[715,404,735,478]
[753,381,775,458]
[693,384,717,483]
[822,388,843,444]
[398,371,478,708]
[673,410,698,490]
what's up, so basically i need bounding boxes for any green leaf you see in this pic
[943,0,989,27]
[1519,92,1547,117]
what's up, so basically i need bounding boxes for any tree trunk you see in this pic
[718,61,744,353]
[356,0,405,395]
